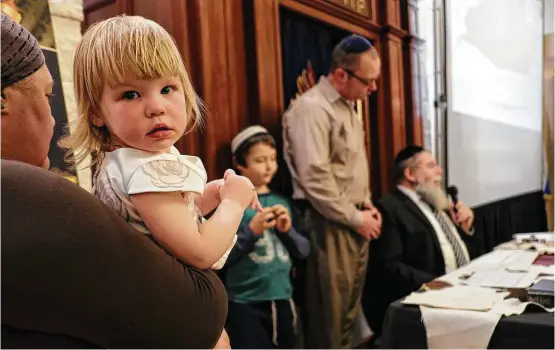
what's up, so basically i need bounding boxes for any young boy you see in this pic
[223,126,310,349]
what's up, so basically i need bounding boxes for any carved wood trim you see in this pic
[286,0,379,27]
[280,0,379,40]
[381,24,409,38]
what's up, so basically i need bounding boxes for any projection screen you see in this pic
[446,0,544,207]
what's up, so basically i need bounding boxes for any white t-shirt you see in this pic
[93,146,236,269]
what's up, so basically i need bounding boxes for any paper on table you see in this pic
[496,241,555,254]
[402,286,508,311]
[462,269,538,289]
[513,232,554,243]
[469,250,539,270]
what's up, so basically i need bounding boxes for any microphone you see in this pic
[446,185,459,214]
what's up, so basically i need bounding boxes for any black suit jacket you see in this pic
[362,187,477,335]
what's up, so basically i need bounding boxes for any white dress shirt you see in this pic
[397,186,470,273]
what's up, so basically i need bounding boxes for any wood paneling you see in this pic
[183,0,247,178]
[83,0,425,196]
[249,0,284,136]
[383,0,402,29]
[377,33,407,194]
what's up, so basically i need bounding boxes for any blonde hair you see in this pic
[59,15,203,168]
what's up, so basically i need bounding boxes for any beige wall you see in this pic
[48,0,92,192]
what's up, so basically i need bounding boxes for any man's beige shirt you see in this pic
[282,77,370,228]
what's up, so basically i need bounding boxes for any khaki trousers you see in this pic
[302,208,369,349]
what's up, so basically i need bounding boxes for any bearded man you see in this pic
[362,145,476,337]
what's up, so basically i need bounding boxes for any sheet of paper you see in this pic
[462,269,538,289]
[496,241,555,254]
[402,286,508,311]
[469,249,539,270]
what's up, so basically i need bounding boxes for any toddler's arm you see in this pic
[132,192,244,269]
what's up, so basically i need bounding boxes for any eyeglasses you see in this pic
[343,67,374,86]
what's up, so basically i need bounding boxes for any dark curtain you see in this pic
[272,8,350,196]
[472,191,548,256]
[43,49,76,178]
[280,8,349,108]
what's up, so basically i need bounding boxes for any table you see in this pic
[380,300,554,349]
[379,248,554,349]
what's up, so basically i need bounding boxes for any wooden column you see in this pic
[376,29,407,194]
[184,0,250,178]
[248,0,284,136]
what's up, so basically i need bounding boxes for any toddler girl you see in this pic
[60,15,259,271]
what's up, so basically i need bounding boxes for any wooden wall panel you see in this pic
[377,33,407,194]
[186,0,250,178]
[250,0,284,136]
[280,0,379,38]
[83,0,120,29]
[383,0,402,29]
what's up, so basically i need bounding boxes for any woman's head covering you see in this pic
[1,13,45,88]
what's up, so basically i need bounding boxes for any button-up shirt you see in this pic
[282,77,370,229]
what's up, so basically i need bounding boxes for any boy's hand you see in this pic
[273,204,292,233]
[220,169,261,211]
[249,208,277,235]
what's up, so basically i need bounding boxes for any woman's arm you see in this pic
[132,192,244,270]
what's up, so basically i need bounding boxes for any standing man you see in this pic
[282,34,382,349]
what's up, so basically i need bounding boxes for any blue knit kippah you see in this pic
[338,35,373,54]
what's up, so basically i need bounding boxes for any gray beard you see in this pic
[415,182,450,211]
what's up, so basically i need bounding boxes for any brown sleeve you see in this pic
[1,160,227,349]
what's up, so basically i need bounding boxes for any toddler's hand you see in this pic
[196,179,224,214]
[220,169,261,211]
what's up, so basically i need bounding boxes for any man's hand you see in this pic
[272,204,292,233]
[248,207,276,235]
[356,210,382,240]
[450,201,474,231]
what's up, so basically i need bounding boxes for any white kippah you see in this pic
[231,125,269,154]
